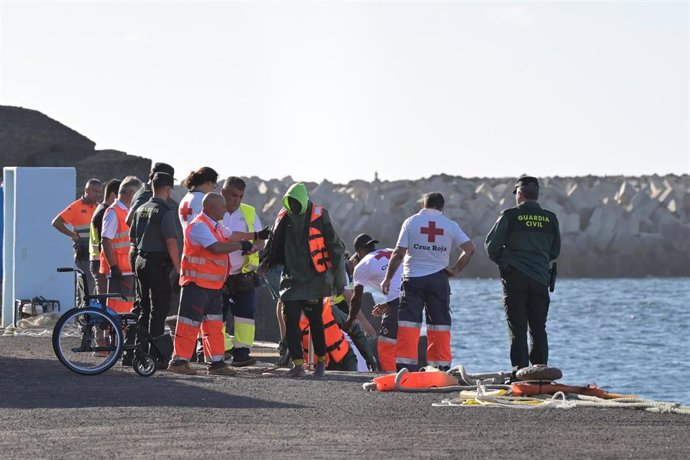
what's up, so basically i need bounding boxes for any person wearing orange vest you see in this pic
[382,192,475,372]
[299,297,358,371]
[259,182,346,379]
[52,178,102,294]
[100,176,142,314]
[168,193,256,376]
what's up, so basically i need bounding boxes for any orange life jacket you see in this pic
[99,204,132,275]
[373,370,459,392]
[180,213,229,290]
[300,298,350,365]
[275,204,332,273]
[510,382,634,399]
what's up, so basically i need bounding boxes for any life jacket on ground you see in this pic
[99,204,132,275]
[268,203,332,273]
[510,382,633,399]
[300,298,350,366]
[373,370,459,392]
[180,213,229,290]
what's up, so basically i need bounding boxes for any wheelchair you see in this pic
[52,267,168,377]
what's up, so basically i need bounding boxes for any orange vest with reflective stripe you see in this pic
[180,213,229,290]
[275,204,332,273]
[99,204,132,275]
[300,297,350,365]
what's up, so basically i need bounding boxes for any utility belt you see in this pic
[224,271,260,293]
[137,251,172,265]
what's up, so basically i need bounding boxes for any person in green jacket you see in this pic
[485,175,560,373]
[260,183,346,378]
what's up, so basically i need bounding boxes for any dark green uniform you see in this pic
[485,200,560,369]
[129,198,178,342]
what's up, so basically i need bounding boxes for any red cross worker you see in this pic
[381,192,475,371]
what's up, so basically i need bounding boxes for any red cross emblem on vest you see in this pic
[180,201,193,222]
[420,221,444,242]
[374,250,392,260]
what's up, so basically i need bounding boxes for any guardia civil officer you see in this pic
[129,172,181,359]
[484,175,561,373]
[382,192,475,371]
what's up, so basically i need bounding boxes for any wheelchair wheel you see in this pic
[52,307,123,376]
[132,353,157,377]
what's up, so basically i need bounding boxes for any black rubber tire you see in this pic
[516,365,563,382]
[133,353,157,377]
[52,307,123,376]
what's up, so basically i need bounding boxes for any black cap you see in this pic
[152,162,175,178]
[353,234,379,251]
[513,175,540,194]
[152,172,175,188]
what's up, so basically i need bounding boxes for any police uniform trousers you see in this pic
[283,298,326,362]
[501,266,550,369]
[222,274,257,361]
[396,270,452,371]
[172,282,225,364]
[135,253,172,342]
[378,298,399,372]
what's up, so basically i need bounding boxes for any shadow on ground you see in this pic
[0,356,304,410]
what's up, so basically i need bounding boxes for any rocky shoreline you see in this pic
[193,173,690,278]
[3,105,688,278]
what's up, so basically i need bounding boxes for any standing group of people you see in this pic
[54,167,560,378]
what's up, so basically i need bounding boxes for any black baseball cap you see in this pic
[152,172,175,188]
[353,234,379,251]
[151,162,175,178]
[513,175,540,194]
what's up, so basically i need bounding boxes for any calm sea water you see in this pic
[378,278,690,405]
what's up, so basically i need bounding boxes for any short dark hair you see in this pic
[520,186,539,201]
[105,179,122,198]
[423,192,445,211]
[183,167,218,190]
[85,178,102,189]
[223,176,246,191]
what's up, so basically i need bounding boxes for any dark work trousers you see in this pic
[501,266,550,369]
[89,259,107,295]
[134,253,172,351]
[283,298,326,362]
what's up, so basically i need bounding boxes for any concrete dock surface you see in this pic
[1,336,689,459]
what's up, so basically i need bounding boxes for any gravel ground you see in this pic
[1,335,689,459]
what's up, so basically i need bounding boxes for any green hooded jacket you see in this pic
[278,183,346,301]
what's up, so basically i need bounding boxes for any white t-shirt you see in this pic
[396,208,470,278]
[187,213,223,248]
[353,248,402,302]
[220,207,263,275]
[101,200,129,239]
[178,191,204,233]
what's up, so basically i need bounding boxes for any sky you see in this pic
[1,0,688,183]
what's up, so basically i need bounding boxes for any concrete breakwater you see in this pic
[174,174,689,278]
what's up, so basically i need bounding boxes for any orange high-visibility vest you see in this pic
[180,213,229,290]
[99,204,132,275]
[300,298,350,365]
[275,204,332,273]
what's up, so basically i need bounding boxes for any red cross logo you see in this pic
[180,201,193,222]
[420,221,444,242]
[374,250,392,260]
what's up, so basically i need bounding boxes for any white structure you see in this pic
[2,167,76,327]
